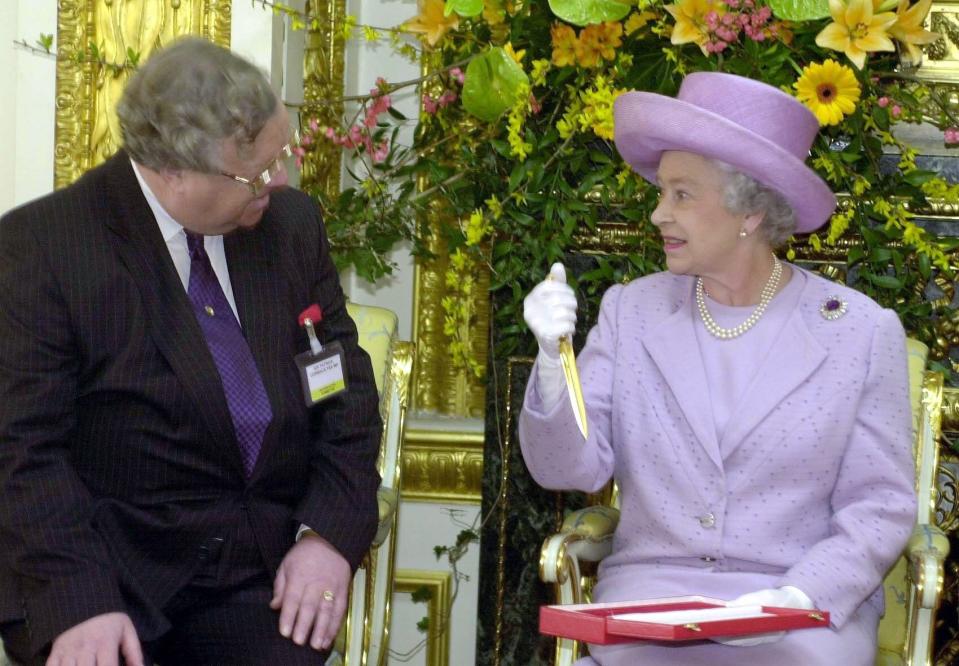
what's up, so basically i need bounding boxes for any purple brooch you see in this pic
[820,296,847,320]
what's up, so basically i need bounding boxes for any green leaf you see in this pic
[417,617,430,632]
[411,585,434,603]
[36,33,54,53]
[863,273,904,290]
[446,0,484,17]
[126,47,140,67]
[462,48,529,122]
[902,169,937,186]
[548,0,630,26]
[768,0,830,21]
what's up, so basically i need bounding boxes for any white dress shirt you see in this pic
[131,160,240,322]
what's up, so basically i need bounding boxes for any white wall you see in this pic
[337,0,419,341]
[0,0,58,215]
[390,503,481,666]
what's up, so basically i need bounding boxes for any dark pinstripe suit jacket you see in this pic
[0,152,383,653]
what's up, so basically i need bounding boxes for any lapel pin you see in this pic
[820,296,847,320]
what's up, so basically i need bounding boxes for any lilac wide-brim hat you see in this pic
[613,72,836,233]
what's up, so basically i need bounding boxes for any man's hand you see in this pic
[46,612,143,666]
[271,532,351,651]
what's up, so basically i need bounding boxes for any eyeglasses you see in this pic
[219,134,297,196]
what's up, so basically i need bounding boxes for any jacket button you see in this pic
[701,556,716,563]
[698,512,716,528]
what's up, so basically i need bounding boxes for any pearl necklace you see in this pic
[696,255,782,340]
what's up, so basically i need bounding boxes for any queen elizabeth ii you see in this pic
[519,72,917,665]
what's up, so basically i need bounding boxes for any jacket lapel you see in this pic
[225,222,287,479]
[102,153,246,476]
[719,279,827,456]
[642,280,723,471]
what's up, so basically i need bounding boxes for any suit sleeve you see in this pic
[518,283,621,493]
[0,214,126,651]
[779,308,917,627]
[291,204,382,571]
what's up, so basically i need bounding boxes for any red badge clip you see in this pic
[298,304,323,354]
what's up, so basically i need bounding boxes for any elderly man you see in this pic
[0,37,382,665]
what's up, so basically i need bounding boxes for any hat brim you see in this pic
[614,92,836,233]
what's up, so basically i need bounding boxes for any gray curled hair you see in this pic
[117,37,278,173]
[710,159,797,248]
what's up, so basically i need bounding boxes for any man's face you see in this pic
[172,104,292,235]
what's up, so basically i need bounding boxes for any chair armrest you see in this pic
[907,523,950,609]
[540,506,620,585]
[372,485,399,548]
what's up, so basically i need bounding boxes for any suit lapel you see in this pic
[719,278,827,456]
[225,222,287,478]
[642,281,723,471]
[102,153,245,476]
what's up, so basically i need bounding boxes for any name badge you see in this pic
[295,340,348,406]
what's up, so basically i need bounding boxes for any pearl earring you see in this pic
[739,229,748,238]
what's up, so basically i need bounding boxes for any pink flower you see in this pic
[439,90,458,106]
[423,94,439,114]
[372,140,390,163]
[450,67,465,84]
[877,96,890,108]
[945,128,959,144]
[309,118,320,131]
[530,94,542,114]
[325,126,336,139]
[891,104,902,118]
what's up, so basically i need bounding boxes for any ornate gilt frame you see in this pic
[299,0,346,200]
[54,0,231,188]
[394,569,452,666]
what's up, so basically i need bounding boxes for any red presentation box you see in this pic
[539,596,830,644]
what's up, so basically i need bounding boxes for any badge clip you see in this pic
[295,303,347,405]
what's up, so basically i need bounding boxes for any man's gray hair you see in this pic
[711,159,797,248]
[117,37,278,173]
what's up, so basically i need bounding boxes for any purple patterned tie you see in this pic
[185,231,272,477]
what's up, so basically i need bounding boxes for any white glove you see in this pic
[524,263,577,411]
[712,586,814,647]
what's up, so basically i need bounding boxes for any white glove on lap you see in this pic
[524,263,577,411]
[712,586,814,647]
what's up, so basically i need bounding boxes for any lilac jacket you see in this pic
[520,268,916,636]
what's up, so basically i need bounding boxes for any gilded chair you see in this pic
[539,338,949,666]
[328,302,414,666]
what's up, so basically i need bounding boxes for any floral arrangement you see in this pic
[283,0,959,376]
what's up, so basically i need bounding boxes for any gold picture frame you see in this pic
[54,0,231,188]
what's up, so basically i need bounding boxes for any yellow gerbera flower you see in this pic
[665,0,723,55]
[402,0,460,47]
[815,0,897,69]
[890,0,939,65]
[794,59,861,126]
